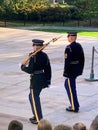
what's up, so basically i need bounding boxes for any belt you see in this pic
[70,61,79,64]
[31,70,44,76]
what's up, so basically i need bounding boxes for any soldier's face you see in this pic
[33,45,42,51]
[67,36,76,43]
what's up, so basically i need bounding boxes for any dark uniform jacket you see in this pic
[21,51,51,89]
[63,41,85,78]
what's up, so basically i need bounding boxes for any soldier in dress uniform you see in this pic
[21,39,51,124]
[63,32,85,112]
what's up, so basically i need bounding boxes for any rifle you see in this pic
[21,36,62,65]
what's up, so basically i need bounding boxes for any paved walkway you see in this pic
[0,27,98,130]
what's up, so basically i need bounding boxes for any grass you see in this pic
[78,32,98,37]
[32,29,98,38]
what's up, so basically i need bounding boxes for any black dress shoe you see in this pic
[30,119,38,124]
[29,116,36,121]
[66,107,79,113]
[29,116,38,124]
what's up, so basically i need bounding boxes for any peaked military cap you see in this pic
[67,32,77,37]
[32,39,44,46]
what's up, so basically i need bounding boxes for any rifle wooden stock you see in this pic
[21,36,62,65]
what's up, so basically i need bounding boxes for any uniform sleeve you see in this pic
[63,46,72,77]
[44,55,52,85]
[21,57,34,74]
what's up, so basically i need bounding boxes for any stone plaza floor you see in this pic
[0,27,98,130]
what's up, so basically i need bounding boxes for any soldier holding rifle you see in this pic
[21,39,52,124]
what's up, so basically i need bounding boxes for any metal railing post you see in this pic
[85,46,98,81]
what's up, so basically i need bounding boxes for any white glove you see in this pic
[19,63,22,67]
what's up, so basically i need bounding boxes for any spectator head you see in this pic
[8,120,23,130]
[54,124,72,130]
[73,122,86,130]
[89,115,98,130]
[38,119,52,130]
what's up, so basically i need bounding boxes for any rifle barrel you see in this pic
[21,36,62,65]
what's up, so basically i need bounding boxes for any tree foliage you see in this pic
[0,0,98,26]
[64,0,98,20]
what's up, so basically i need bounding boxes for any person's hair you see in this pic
[8,120,23,130]
[54,124,72,130]
[89,115,98,130]
[73,122,86,130]
[38,119,52,130]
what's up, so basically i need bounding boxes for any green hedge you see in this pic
[0,6,83,22]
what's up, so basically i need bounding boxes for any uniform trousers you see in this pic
[64,77,79,110]
[29,88,43,122]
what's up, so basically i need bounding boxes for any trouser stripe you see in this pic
[31,89,39,122]
[68,78,75,110]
